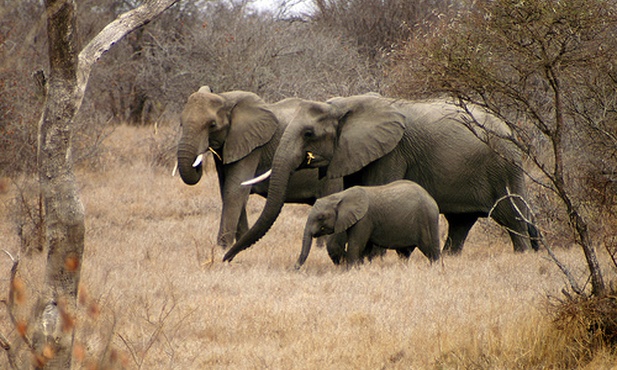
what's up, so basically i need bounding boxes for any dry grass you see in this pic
[0,124,616,369]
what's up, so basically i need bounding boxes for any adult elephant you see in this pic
[223,94,539,262]
[176,86,338,248]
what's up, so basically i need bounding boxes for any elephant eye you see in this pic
[209,121,217,128]
[303,128,315,139]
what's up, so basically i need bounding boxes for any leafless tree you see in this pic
[0,1,179,368]
[311,0,457,66]
[389,0,617,297]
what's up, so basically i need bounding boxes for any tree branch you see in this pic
[1,250,32,369]
[487,190,584,295]
[76,0,180,110]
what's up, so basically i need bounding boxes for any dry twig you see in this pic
[488,189,584,295]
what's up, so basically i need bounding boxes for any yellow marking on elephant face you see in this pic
[209,147,222,161]
[306,151,315,165]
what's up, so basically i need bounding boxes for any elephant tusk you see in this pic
[241,169,272,186]
[306,151,315,165]
[208,147,222,161]
[172,162,178,177]
[192,154,204,168]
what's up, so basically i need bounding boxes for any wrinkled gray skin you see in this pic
[223,94,539,262]
[176,87,339,248]
[296,180,441,268]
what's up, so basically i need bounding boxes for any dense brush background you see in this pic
[1,0,616,368]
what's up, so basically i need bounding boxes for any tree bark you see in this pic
[35,1,179,368]
[35,1,83,367]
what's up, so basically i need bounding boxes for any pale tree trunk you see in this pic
[35,0,179,368]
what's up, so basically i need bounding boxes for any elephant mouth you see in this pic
[208,147,222,161]
[209,140,223,151]
[299,151,329,168]
[313,227,333,238]
[190,147,222,169]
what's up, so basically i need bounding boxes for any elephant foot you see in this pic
[509,230,536,253]
[395,247,414,259]
[442,248,463,256]
[442,238,463,256]
[217,237,234,249]
[327,251,343,265]
[363,245,387,261]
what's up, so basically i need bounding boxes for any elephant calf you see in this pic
[295,180,441,268]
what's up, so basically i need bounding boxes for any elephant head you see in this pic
[223,94,405,262]
[176,86,279,185]
[296,187,369,268]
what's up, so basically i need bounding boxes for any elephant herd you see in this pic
[176,86,539,268]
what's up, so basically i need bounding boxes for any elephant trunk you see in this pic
[295,220,314,269]
[177,142,203,185]
[223,129,306,262]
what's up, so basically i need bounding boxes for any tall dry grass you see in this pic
[0,124,615,369]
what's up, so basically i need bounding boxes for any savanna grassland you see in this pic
[1,124,615,369]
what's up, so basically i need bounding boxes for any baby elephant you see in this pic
[295,180,441,268]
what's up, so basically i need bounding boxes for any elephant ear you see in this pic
[327,96,406,179]
[334,187,369,233]
[222,92,279,164]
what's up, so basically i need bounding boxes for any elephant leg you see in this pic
[215,158,232,247]
[362,242,387,261]
[528,223,540,251]
[396,246,415,259]
[442,213,480,255]
[346,227,372,266]
[218,198,248,248]
[218,151,261,248]
[491,197,534,252]
[218,186,251,248]
[326,232,347,265]
[417,222,441,262]
[235,207,249,242]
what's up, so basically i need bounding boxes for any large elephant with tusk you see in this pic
[176,86,340,248]
[223,94,540,262]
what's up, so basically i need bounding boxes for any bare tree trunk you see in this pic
[547,67,606,297]
[34,1,83,367]
[35,1,179,368]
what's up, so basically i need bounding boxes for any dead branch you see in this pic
[76,0,180,112]
[2,250,33,350]
[487,190,584,295]
[487,190,540,240]
[1,250,33,369]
